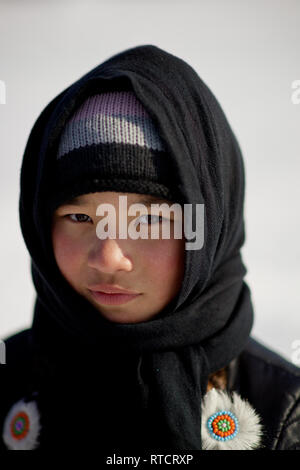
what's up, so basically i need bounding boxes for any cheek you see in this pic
[52,225,84,280]
[140,239,185,292]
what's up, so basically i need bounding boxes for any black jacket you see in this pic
[227,337,300,450]
[1,330,299,450]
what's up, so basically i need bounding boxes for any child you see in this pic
[1,44,299,451]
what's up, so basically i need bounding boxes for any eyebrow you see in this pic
[137,197,174,207]
[59,195,173,207]
[59,197,89,207]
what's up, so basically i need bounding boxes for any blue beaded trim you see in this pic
[207,410,239,442]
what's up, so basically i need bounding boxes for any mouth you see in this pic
[88,290,141,306]
[87,284,141,306]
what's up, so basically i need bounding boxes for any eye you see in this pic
[67,213,92,223]
[136,214,164,225]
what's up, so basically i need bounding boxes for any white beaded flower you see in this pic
[201,388,263,450]
[2,398,41,450]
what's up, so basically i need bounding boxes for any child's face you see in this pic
[51,191,185,323]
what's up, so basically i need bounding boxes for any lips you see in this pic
[88,284,141,306]
[88,290,140,306]
[88,283,139,295]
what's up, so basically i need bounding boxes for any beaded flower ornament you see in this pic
[2,398,41,450]
[201,388,263,450]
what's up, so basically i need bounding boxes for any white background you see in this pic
[0,0,299,363]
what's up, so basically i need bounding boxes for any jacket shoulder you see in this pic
[0,329,34,404]
[3,328,31,368]
[228,337,300,449]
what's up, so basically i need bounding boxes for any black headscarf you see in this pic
[19,44,253,449]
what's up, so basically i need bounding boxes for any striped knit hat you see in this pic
[50,91,178,211]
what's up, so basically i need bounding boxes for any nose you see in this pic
[87,237,133,274]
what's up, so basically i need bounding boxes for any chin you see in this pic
[96,308,157,324]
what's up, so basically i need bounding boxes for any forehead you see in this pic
[59,192,173,207]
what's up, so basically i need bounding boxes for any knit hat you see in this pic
[50,90,179,212]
